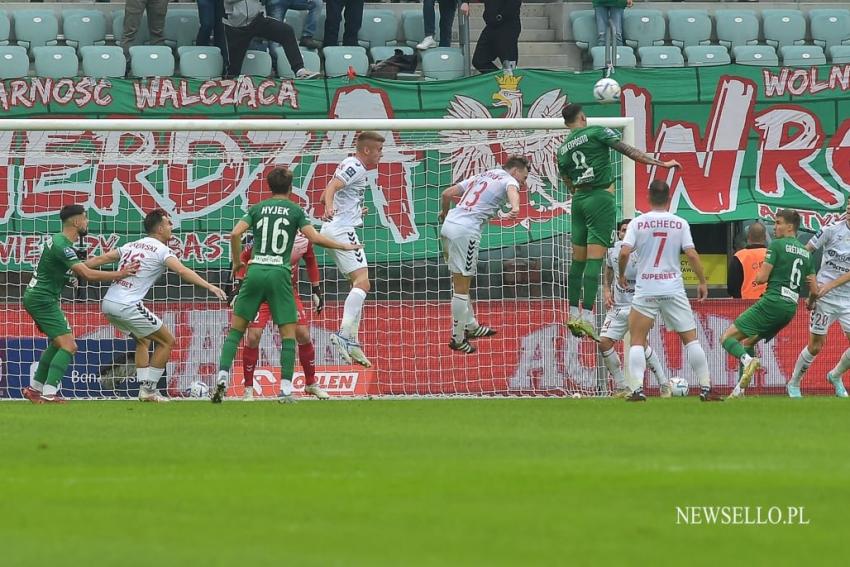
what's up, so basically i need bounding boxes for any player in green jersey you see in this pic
[213,167,362,404]
[22,204,139,403]
[558,103,681,341]
[720,209,817,399]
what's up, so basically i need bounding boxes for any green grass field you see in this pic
[2,398,848,566]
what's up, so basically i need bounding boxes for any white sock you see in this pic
[144,367,165,390]
[31,379,44,392]
[136,366,150,387]
[217,369,229,386]
[645,346,668,385]
[791,347,815,386]
[451,294,469,342]
[740,352,753,365]
[465,297,479,330]
[43,384,59,396]
[569,305,580,319]
[582,308,593,322]
[341,287,367,340]
[685,340,711,388]
[281,378,293,396]
[830,348,850,377]
[628,346,646,389]
[602,347,626,389]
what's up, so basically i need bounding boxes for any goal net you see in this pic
[0,117,634,400]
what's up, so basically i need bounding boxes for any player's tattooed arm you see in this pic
[439,184,463,223]
[611,141,682,169]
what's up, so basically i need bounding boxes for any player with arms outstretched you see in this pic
[619,181,719,402]
[230,232,329,400]
[722,209,817,399]
[214,167,361,403]
[88,209,227,402]
[600,219,669,397]
[439,156,530,353]
[22,204,139,404]
[558,103,681,341]
[319,131,384,368]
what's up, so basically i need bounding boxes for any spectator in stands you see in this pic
[727,222,768,299]
[122,0,169,58]
[417,0,458,50]
[323,0,364,48]
[197,0,227,55]
[460,0,522,73]
[223,0,320,78]
[594,0,632,47]
[266,0,324,50]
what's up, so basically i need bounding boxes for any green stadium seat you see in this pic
[402,10,435,48]
[762,10,806,49]
[129,45,174,77]
[178,46,223,79]
[623,10,666,49]
[113,10,150,46]
[684,45,730,67]
[14,10,59,50]
[371,45,413,62]
[829,45,850,65]
[240,50,272,77]
[732,45,778,66]
[668,10,712,49]
[62,10,107,50]
[323,45,369,77]
[0,45,29,79]
[780,45,827,67]
[422,47,463,80]
[165,10,201,49]
[274,46,321,79]
[33,46,79,79]
[715,10,760,50]
[638,46,684,68]
[0,11,12,46]
[570,10,597,50]
[810,9,850,52]
[358,10,398,48]
[590,46,636,69]
[80,45,126,78]
[284,11,305,40]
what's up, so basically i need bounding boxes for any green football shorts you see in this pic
[571,188,616,248]
[23,292,72,340]
[233,265,297,326]
[734,298,797,342]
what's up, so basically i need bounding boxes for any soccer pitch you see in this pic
[2,399,848,566]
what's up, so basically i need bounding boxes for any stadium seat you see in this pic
[810,9,850,52]
[668,10,711,49]
[422,47,464,80]
[113,10,150,46]
[0,11,12,46]
[323,46,369,77]
[570,10,597,50]
[274,47,321,79]
[715,10,760,50]
[62,10,107,50]
[165,9,201,49]
[80,45,126,78]
[240,50,272,77]
[780,45,827,67]
[638,46,684,68]
[684,45,731,67]
[0,45,29,79]
[129,45,175,77]
[178,46,223,79]
[732,45,778,67]
[623,10,666,49]
[283,10,305,40]
[358,10,398,48]
[829,45,850,65]
[762,10,806,49]
[370,45,413,62]
[590,46,636,70]
[14,10,59,50]
[402,10,438,48]
[33,46,79,79]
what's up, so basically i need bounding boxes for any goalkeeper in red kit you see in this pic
[229,233,329,400]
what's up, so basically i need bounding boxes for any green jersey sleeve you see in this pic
[240,208,253,226]
[594,126,622,148]
[764,240,781,266]
[59,242,82,270]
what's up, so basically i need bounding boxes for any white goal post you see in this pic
[0,117,635,400]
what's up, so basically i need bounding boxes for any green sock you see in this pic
[722,337,747,360]
[35,344,60,385]
[46,349,74,387]
[219,328,245,372]
[568,260,586,308]
[280,338,297,382]
[581,258,604,311]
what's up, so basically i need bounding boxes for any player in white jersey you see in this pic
[788,203,850,398]
[87,209,227,402]
[600,219,669,397]
[319,131,384,368]
[439,156,530,353]
[619,180,721,402]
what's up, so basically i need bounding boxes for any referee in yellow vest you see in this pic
[727,222,768,299]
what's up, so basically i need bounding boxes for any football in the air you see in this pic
[593,77,621,104]
[188,380,210,399]
[670,377,689,397]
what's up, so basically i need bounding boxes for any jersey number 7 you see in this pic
[652,232,668,267]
